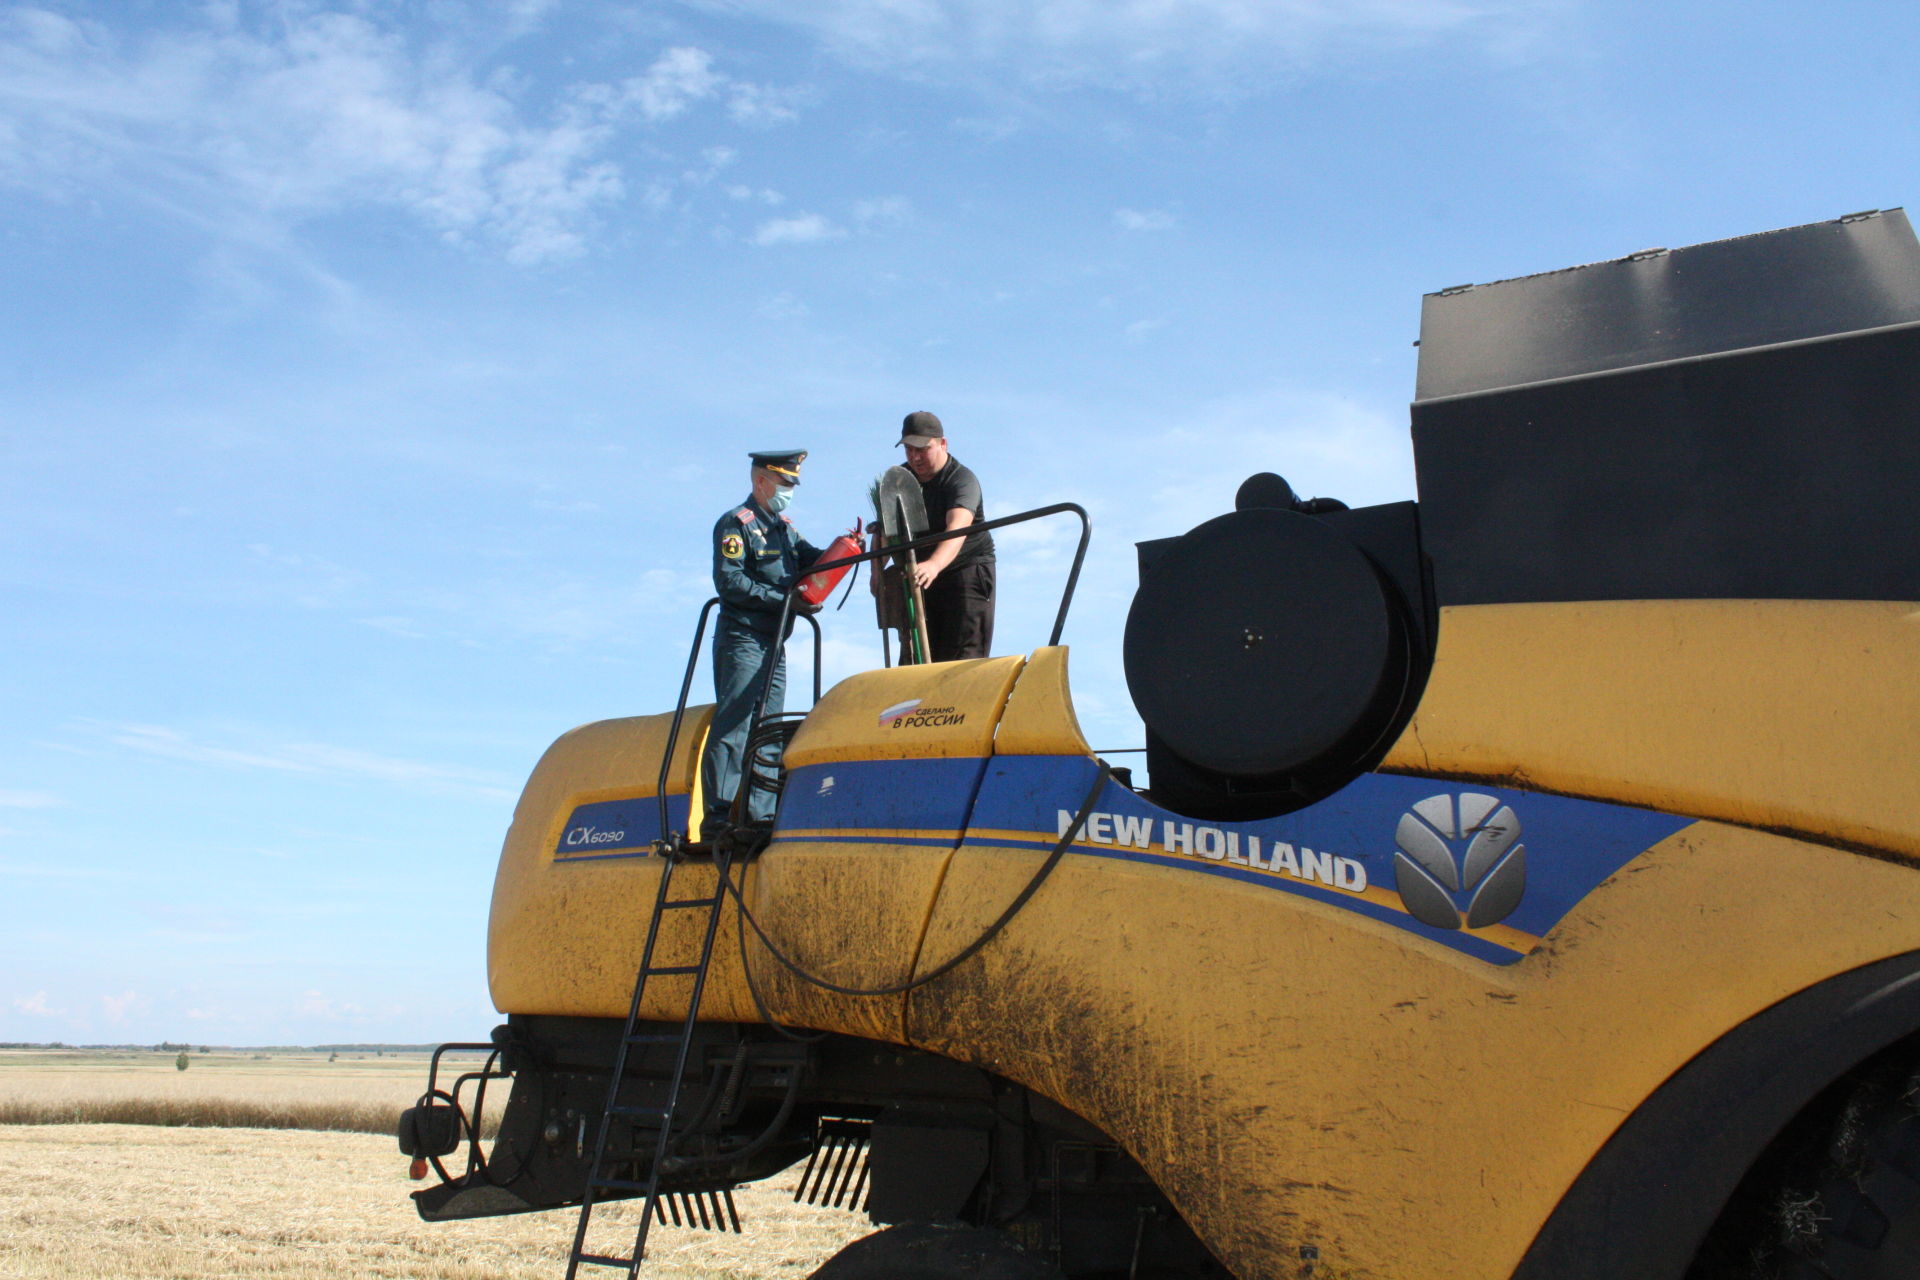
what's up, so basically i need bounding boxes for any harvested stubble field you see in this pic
[0,1050,867,1279]
[0,1048,461,1132]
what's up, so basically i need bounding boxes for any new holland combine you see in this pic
[401,211,1920,1279]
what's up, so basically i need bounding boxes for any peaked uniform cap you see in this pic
[749,449,807,484]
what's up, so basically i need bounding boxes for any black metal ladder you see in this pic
[565,842,734,1279]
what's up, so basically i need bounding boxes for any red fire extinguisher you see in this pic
[799,518,866,605]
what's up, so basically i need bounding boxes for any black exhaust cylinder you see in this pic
[1125,500,1433,821]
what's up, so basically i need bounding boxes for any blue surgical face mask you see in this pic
[765,486,792,514]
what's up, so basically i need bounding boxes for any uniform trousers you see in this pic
[701,615,786,836]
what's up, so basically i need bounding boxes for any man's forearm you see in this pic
[919,540,961,576]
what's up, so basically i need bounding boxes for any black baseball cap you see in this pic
[898,411,944,448]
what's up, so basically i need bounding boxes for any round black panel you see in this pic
[1124,508,1400,779]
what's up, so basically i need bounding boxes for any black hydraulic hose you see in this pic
[718,760,1111,998]
[833,555,861,611]
[735,882,830,1042]
[660,1055,809,1174]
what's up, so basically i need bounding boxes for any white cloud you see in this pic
[12,991,56,1017]
[682,145,738,186]
[1128,385,1415,530]
[758,292,811,320]
[0,789,61,808]
[727,80,806,125]
[753,213,848,246]
[356,615,431,639]
[714,0,1562,91]
[0,11,798,263]
[87,722,518,800]
[1114,207,1176,232]
[100,990,142,1023]
[246,543,365,610]
[727,184,786,205]
[300,989,366,1020]
[614,46,721,122]
[853,196,912,228]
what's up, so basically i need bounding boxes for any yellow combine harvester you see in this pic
[402,211,1920,1280]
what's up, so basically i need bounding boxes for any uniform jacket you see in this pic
[712,498,823,636]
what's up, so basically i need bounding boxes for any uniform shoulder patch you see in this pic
[720,533,745,560]
[735,508,756,523]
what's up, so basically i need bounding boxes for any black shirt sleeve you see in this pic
[945,465,982,517]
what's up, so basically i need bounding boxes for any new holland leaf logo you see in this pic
[1393,793,1527,931]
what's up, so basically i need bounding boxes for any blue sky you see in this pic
[3,0,1915,1045]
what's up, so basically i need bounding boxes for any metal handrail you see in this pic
[752,500,1093,734]
[657,500,1089,845]
[656,598,822,845]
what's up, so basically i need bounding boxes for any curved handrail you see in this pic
[657,599,823,845]
[751,501,1093,727]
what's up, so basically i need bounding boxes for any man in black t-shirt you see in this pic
[898,410,995,661]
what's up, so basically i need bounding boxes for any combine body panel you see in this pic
[408,212,1920,1280]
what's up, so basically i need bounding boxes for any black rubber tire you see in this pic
[808,1222,1065,1280]
[1694,1059,1920,1280]
[1773,1081,1920,1280]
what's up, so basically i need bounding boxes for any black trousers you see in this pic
[924,560,995,662]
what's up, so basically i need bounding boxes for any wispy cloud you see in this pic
[753,213,848,246]
[608,46,722,122]
[758,292,810,320]
[0,10,796,263]
[100,990,143,1023]
[299,989,378,1022]
[726,80,808,125]
[727,184,786,205]
[12,991,57,1017]
[0,789,61,809]
[717,0,1563,91]
[1114,207,1176,232]
[1130,385,1414,530]
[1124,316,1169,343]
[853,195,912,229]
[87,722,518,800]
[750,198,906,246]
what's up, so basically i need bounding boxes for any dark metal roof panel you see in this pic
[1415,209,1920,402]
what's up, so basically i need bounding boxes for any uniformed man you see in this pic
[700,450,825,840]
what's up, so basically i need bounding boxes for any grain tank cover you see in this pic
[1412,209,1920,606]
[1414,209,1920,401]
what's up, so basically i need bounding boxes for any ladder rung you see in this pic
[645,965,703,976]
[573,1251,636,1268]
[663,896,720,908]
[590,1176,656,1192]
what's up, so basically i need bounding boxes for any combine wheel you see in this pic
[809,1222,1065,1280]
[1697,1058,1920,1280]
[1773,1083,1920,1280]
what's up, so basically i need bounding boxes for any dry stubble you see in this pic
[0,1123,868,1280]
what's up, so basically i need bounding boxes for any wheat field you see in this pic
[0,1051,869,1279]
